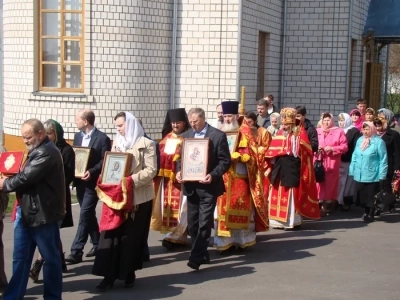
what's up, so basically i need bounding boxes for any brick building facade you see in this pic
[1,0,382,148]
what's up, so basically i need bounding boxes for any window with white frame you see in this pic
[39,0,84,92]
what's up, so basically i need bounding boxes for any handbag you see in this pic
[314,152,325,183]
[374,187,396,213]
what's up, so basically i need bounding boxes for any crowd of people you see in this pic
[0,95,398,299]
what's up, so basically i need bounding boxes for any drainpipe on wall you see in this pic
[170,0,178,109]
[344,0,353,112]
[384,44,390,107]
[0,0,3,145]
[279,0,288,108]
[235,0,243,102]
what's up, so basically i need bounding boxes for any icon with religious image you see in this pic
[100,152,133,185]
[225,132,239,154]
[0,151,25,175]
[181,138,209,181]
[72,146,91,178]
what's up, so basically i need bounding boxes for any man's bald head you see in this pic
[75,109,95,131]
[77,109,95,126]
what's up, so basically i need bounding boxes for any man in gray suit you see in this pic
[176,107,231,270]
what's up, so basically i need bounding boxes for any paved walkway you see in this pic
[3,204,400,300]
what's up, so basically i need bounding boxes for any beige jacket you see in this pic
[112,136,157,205]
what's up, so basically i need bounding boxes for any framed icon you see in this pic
[225,131,239,154]
[0,151,25,175]
[181,138,209,181]
[100,151,133,185]
[72,146,91,178]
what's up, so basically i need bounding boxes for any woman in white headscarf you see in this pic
[92,112,157,291]
[337,113,361,211]
[267,112,281,136]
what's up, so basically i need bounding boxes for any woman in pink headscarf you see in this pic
[349,122,388,222]
[350,109,363,131]
[315,112,348,216]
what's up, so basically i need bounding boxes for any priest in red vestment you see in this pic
[150,108,190,250]
[214,101,271,253]
[266,107,320,229]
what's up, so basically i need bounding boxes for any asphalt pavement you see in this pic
[2,204,400,300]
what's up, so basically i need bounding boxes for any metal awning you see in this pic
[363,0,400,43]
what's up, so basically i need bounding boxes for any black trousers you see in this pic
[187,189,216,264]
[71,185,100,255]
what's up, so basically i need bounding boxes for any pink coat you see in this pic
[315,127,348,200]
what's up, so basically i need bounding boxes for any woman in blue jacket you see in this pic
[349,121,388,222]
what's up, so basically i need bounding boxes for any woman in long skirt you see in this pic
[349,122,388,222]
[92,112,157,290]
[337,113,360,210]
[315,112,348,216]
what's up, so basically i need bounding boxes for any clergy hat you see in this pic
[161,108,189,138]
[221,100,239,115]
[280,107,297,125]
[168,108,188,122]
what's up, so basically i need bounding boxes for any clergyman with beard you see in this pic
[0,119,65,299]
[214,101,271,254]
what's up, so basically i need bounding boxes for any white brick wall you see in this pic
[240,0,283,111]
[2,0,376,138]
[175,0,239,121]
[3,0,173,140]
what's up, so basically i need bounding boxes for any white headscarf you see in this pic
[115,112,144,151]
[338,113,354,134]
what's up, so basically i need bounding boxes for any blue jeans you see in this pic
[3,207,62,300]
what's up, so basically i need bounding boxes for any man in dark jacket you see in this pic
[176,107,231,270]
[296,106,319,153]
[256,95,279,128]
[66,109,111,264]
[0,119,65,299]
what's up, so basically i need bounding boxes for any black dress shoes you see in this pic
[187,261,200,271]
[124,273,136,288]
[65,254,83,265]
[85,247,97,257]
[96,278,114,291]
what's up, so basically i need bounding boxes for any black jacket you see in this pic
[341,127,360,162]
[3,137,66,227]
[258,104,280,128]
[73,128,111,188]
[303,119,318,153]
[59,141,75,228]
[380,129,400,176]
[176,125,231,197]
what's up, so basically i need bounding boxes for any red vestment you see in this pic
[217,122,271,236]
[266,127,320,221]
[150,132,184,234]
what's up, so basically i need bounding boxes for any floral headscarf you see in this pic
[377,108,395,128]
[321,113,337,132]
[350,109,363,131]
[360,121,377,151]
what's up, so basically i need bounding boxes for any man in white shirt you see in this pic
[65,109,111,264]
[210,104,224,129]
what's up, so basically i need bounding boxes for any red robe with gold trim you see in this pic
[150,132,184,234]
[217,122,271,236]
[266,127,320,221]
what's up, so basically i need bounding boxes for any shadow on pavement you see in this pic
[25,261,255,299]
[25,233,335,299]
